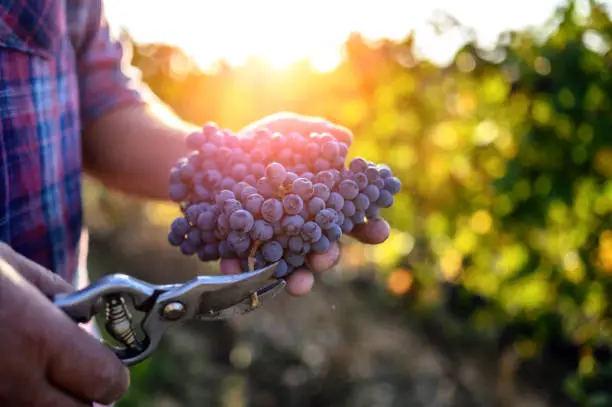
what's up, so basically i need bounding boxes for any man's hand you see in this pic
[220,112,390,296]
[0,243,130,406]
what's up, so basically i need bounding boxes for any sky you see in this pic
[104,0,598,72]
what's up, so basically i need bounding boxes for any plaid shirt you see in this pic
[0,0,146,285]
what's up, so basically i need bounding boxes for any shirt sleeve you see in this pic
[75,1,158,127]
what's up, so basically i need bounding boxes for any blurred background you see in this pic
[85,0,612,405]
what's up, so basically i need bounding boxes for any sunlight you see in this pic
[105,0,568,73]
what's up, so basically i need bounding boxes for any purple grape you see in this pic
[216,190,236,206]
[223,199,242,216]
[202,122,219,137]
[217,214,230,236]
[352,211,366,225]
[200,142,218,157]
[354,194,370,211]
[180,241,197,256]
[240,186,258,202]
[377,165,392,178]
[325,224,342,242]
[282,215,305,236]
[282,194,304,215]
[170,183,189,202]
[170,167,181,183]
[306,142,320,159]
[315,209,338,230]
[261,199,284,223]
[354,172,368,190]
[198,243,219,261]
[312,235,330,253]
[293,164,309,174]
[320,132,335,143]
[256,177,274,197]
[342,200,356,217]
[168,231,184,246]
[251,162,266,178]
[349,157,368,173]
[366,204,380,218]
[232,181,250,197]
[302,172,314,180]
[228,231,251,252]
[203,169,222,188]
[186,228,201,245]
[186,131,206,150]
[365,166,379,182]
[314,170,335,189]
[377,190,394,208]
[299,207,310,220]
[341,218,354,233]
[338,142,349,158]
[272,220,283,235]
[288,236,304,253]
[185,205,204,224]
[374,177,385,189]
[364,184,380,202]
[313,183,331,201]
[220,177,236,190]
[284,252,305,267]
[250,220,274,241]
[292,178,314,199]
[262,241,283,262]
[336,211,345,226]
[313,158,331,172]
[277,234,289,248]
[171,217,190,236]
[338,179,359,200]
[308,197,326,217]
[384,177,402,195]
[266,162,287,185]
[327,192,345,212]
[200,230,217,244]
[321,140,340,160]
[301,221,322,242]
[274,260,291,278]
[218,240,234,258]
[229,210,255,233]
[194,185,211,202]
[245,193,265,215]
[209,204,222,215]
[216,146,232,162]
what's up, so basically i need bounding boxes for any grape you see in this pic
[194,185,211,202]
[301,221,322,242]
[377,190,394,208]
[180,241,197,256]
[384,176,402,195]
[277,234,289,248]
[170,183,189,202]
[365,166,379,182]
[338,179,359,200]
[220,177,236,192]
[285,252,305,267]
[232,181,249,197]
[302,172,314,180]
[245,193,265,215]
[308,197,326,217]
[321,140,340,160]
[352,210,366,225]
[216,146,232,162]
[315,209,338,230]
[209,204,222,215]
[341,218,354,233]
[349,157,368,173]
[168,231,184,246]
[200,142,218,157]
[200,230,217,243]
[338,142,349,158]
[216,190,235,206]
[312,235,330,253]
[171,217,190,236]
[327,192,345,212]
[377,165,392,178]
[354,172,368,190]
[251,162,266,178]
[228,231,251,252]
[272,220,283,235]
[274,260,291,278]
[256,177,274,197]
[313,183,331,201]
[332,156,345,169]
[261,199,284,223]
[185,204,204,224]
[313,158,331,172]
[198,243,219,261]
[217,214,230,234]
[336,211,345,226]
[282,215,305,236]
[354,193,370,211]
[366,204,380,218]
[364,184,380,202]
[293,164,309,174]
[170,167,181,183]
[186,130,206,150]
[288,236,304,253]
[325,224,342,242]
[186,228,201,245]
[203,169,222,188]
[342,200,356,217]
[314,170,335,189]
[244,174,257,186]
[292,178,314,199]
[266,162,287,185]
[240,186,258,202]
[306,142,320,159]
[285,171,299,184]
[250,220,274,241]
[202,122,219,137]
[223,199,242,216]
[282,194,304,215]
[374,177,385,189]
[262,241,283,262]
[218,241,234,258]
[229,210,255,233]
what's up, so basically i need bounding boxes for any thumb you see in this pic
[0,242,73,296]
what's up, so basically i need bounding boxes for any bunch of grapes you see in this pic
[167,123,401,278]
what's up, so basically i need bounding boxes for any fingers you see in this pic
[348,217,390,245]
[34,384,91,407]
[0,242,73,295]
[284,269,314,296]
[220,258,241,275]
[46,307,130,405]
[306,241,341,272]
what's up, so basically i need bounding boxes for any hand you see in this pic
[220,112,390,296]
[0,243,130,406]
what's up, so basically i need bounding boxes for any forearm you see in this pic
[82,101,199,200]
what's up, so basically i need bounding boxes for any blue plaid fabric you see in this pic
[0,0,146,284]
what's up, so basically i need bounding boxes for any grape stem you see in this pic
[247,241,262,271]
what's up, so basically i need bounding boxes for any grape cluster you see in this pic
[167,123,401,278]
